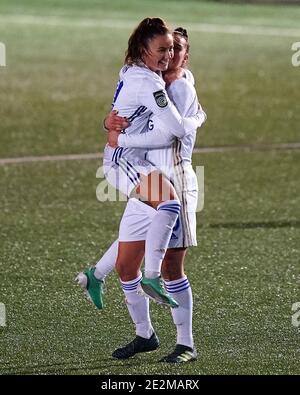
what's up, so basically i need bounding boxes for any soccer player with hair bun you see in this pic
[77,20,206,363]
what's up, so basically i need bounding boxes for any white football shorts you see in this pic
[119,192,198,248]
[103,145,156,197]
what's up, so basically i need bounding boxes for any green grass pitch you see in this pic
[0,0,299,375]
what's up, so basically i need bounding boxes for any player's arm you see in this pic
[138,79,203,139]
[117,107,205,149]
[117,79,207,148]
[103,110,129,131]
[117,78,206,148]
[117,123,175,148]
[105,110,130,147]
[167,78,207,128]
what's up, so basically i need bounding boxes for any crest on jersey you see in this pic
[153,90,168,108]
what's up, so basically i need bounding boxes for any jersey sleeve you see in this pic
[118,102,206,150]
[185,103,206,131]
[137,77,201,138]
[168,79,207,128]
[167,79,195,116]
[118,126,174,148]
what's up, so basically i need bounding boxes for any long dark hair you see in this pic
[125,17,171,65]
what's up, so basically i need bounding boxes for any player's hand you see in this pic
[104,110,129,131]
[163,69,184,86]
[107,129,121,148]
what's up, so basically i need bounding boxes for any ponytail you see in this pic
[125,17,171,64]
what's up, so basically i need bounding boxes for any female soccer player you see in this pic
[77,27,206,363]
[101,17,205,307]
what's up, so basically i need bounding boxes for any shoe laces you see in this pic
[158,278,169,296]
[101,279,106,294]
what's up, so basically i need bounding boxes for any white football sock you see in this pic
[144,200,181,279]
[120,273,154,339]
[94,240,118,280]
[164,276,194,348]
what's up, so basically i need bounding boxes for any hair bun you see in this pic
[174,27,188,39]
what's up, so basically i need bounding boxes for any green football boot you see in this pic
[139,276,179,308]
[76,267,104,310]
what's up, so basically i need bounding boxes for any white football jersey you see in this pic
[146,69,203,191]
[105,64,202,162]
[115,68,204,247]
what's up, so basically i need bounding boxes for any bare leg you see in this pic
[134,171,181,278]
[116,240,145,281]
[162,248,186,281]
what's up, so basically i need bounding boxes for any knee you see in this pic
[161,256,173,278]
[116,259,138,282]
[161,260,184,281]
[115,259,127,279]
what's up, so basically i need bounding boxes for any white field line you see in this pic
[0,142,300,166]
[0,14,300,37]
[0,153,101,165]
